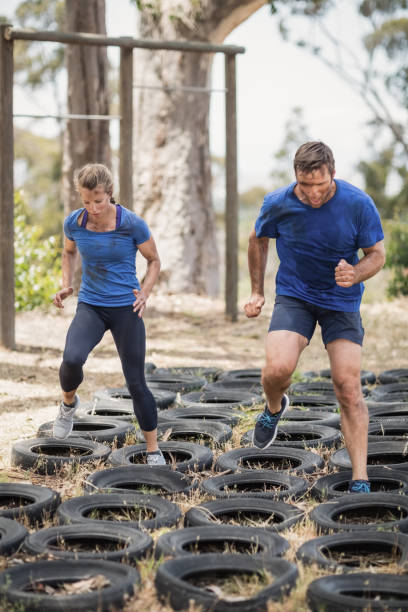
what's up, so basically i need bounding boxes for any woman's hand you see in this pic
[133,288,148,317]
[53,287,73,309]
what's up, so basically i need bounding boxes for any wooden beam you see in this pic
[119,47,133,208]
[225,54,238,322]
[0,25,15,348]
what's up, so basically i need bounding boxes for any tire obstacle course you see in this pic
[2,365,408,611]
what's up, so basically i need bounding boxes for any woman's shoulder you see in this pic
[119,205,148,228]
[65,208,84,225]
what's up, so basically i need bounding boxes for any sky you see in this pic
[6,0,373,192]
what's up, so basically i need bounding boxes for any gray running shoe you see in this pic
[147,449,166,466]
[53,395,79,439]
[252,394,289,449]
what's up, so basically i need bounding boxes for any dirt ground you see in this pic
[1,291,408,468]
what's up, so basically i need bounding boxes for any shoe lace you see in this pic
[257,411,279,429]
[351,481,370,493]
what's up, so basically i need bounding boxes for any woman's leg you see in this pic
[110,307,158,451]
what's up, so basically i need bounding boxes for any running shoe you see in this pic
[252,394,289,449]
[147,449,166,466]
[52,395,79,439]
[348,479,371,493]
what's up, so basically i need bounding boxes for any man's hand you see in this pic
[133,288,148,317]
[53,287,73,309]
[335,258,357,288]
[244,293,265,318]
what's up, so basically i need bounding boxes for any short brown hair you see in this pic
[74,163,114,196]
[294,141,335,176]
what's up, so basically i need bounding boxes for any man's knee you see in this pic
[333,376,363,409]
[262,362,293,388]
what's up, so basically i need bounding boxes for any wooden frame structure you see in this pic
[0,25,244,349]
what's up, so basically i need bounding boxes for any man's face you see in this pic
[295,165,335,208]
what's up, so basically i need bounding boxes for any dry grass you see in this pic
[0,292,408,610]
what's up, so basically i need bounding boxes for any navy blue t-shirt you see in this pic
[255,179,384,312]
[64,205,150,307]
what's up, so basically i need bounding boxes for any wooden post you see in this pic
[225,54,238,322]
[119,46,133,207]
[0,26,15,349]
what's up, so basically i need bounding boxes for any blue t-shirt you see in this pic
[64,205,151,307]
[255,179,384,312]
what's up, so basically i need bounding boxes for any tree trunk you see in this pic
[134,0,265,295]
[62,0,111,217]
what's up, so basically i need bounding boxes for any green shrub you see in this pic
[385,219,408,297]
[14,191,61,311]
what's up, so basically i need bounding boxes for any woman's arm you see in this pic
[133,236,161,316]
[53,237,78,309]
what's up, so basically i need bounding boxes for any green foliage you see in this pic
[14,191,61,312]
[384,219,408,296]
[240,186,268,209]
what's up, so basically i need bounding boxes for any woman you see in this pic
[52,163,165,465]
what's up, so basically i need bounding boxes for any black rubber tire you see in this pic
[24,522,153,562]
[158,406,245,427]
[93,386,176,409]
[0,517,28,555]
[240,423,341,449]
[280,408,341,429]
[303,369,377,385]
[215,446,324,475]
[0,559,139,612]
[154,367,222,380]
[108,441,213,473]
[155,554,298,611]
[0,483,61,525]
[329,441,408,472]
[145,361,156,374]
[155,525,290,559]
[200,470,308,501]
[180,389,261,408]
[11,438,111,475]
[57,493,182,531]
[370,382,408,401]
[311,466,408,500]
[307,572,408,612]
[154,419,232,445]
[368,418,408,442]
[287,394,338,410]
[290,381,336,396]
[297,530,408,571]
[378,368,408,384]
[82,402,135,421]
[84,465,195,496]
[146,373,206,393]
[184,498,304,532]
[204,379,263,394]
[37,416,135,446]
[369,403,408,419]
[217,368,262,381]
[310,492,408,534]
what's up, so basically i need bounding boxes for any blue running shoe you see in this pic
[252,394,289,449]
[348,479,371,493]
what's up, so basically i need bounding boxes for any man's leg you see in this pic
[327,339,368,481]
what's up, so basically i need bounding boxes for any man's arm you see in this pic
[53,237,78,308]
[244,229,270,318]
[335,239,386,288]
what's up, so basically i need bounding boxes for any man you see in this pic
[244,141,385,493]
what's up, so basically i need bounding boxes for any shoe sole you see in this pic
[252,394,289,449]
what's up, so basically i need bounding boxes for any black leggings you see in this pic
[59,301,157,431]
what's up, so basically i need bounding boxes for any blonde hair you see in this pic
[74,164,115,203]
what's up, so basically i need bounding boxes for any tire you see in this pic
[0,483,61,525]
[370,382,408,401]
[154,525,290,559]
[0,559,139,612]
[303,369,377,385]
[57,493,182,531]
[145,361,156,374]
[287,394,338,410]
[82,402,135,421]
[158,406,245,427]
[217,368,262,382]
[11,438,111,475]
[154,367,222,381]
[369,403,408,419]
[280,408,340,429]
[93,387,176,409]
[24,522,153,562]
[240,423,341,449]
[108,441,213,473]
[368,418,408,442]
[307,573,408,612]
[200,470,308,501]
[311,466,408,500]
[329,441,408,472]
[84,465,196,496]
[184,498,304,532]
[0,517,28,555]
[310,492,408,534]
[37,417,135,447]
[378,368,408,384]
[205,380,263,394]
[154,419,232,445]
[297,530,408,571]
[215,446,324,475]
[155,554,298,611]
[146,373,206,393]
[290,381,336,396]
[180,389,261,408]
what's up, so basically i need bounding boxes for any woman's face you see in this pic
[79,185,111,217]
